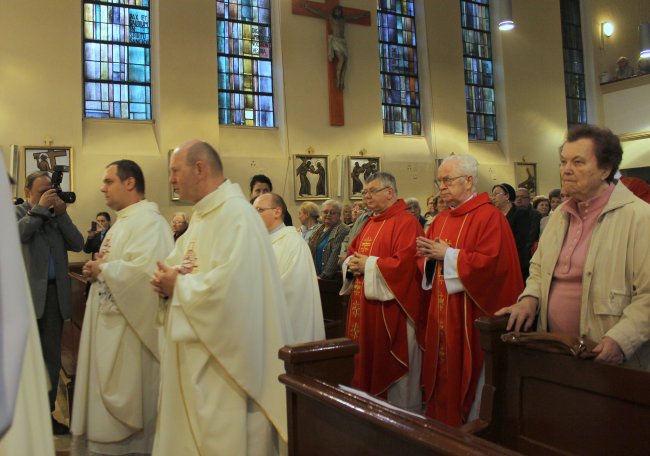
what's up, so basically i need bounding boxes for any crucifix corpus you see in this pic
[292,0,370,126]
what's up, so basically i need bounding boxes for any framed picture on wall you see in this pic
[293,154,330,201]
[348,156,381,200]
[514,162,537,196]
[23,146,73,192]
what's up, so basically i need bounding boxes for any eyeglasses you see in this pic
[435,176,467,187]
[255,207,277,213]
[321,210,340,215]
[360,186,391,196]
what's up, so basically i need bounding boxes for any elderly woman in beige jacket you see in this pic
[498,125,650,370]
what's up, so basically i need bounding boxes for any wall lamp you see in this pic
[600,22,614,50]
[498,0,515,31]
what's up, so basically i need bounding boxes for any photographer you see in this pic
[15,170,83,435]
[83,212,111,257]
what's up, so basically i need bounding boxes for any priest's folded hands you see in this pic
[415,236,449,260]
[82,252,105,283]
[151,261,179,298]
[347,252,368,275]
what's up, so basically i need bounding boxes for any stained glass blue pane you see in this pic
[378,1,421,135]
[83,0,151,119]
[461,0,496,140]
[217,0,274,127]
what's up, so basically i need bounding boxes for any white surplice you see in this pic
[71,200,174,455]
[0,159,54,456]
[270,226,325,343]
[153,180,292,456]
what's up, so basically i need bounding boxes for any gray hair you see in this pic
[367,171,398,195]
[405,198,421,210]
[442,155,479,185]
[299,201,320,220]
[321,199,342,213]
[173,212,189,223]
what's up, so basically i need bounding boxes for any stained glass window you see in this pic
[560,0,587,129]
[83,0,151,120]
[217,0,274,127]
[460,0,497,140]
[377,0,421,135]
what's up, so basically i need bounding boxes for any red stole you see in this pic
[346,200,424,397]
[421,193,522,426]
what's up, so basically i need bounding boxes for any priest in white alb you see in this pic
[1,164,54,456]
[71,160,174,455]
[254,192,325,342]
[151,140,293,456]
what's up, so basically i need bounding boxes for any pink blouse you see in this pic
[547,183,615,335]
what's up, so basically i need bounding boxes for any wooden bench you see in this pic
[318,276,348,339]
[279,317,650,455]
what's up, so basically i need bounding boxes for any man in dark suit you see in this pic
[15,171,84,434]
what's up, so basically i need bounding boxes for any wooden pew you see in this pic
[60,262,88,415]
[468,316,650,455]
[279,321,650,456]
[278,339,519,456]
[318,276,348,339]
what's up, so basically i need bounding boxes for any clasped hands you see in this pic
[415,236,449,260]
[151,262,181,299]
[347,252,368,276]
[82,252,105,283]
[495,297,625,365]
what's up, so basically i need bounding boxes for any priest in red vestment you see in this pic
[416,155,523,426]
[341,172,425,411]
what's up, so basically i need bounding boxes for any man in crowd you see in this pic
[416,155,522,426]
[71,160,174,455]
[405,197,426,228]
[151,140,292,455]
[248,174,293,226]
[254,192,325,342]
[15,170,84,434]
[82,211,111,258]
[515,186,541,247]
[341,172,424,412]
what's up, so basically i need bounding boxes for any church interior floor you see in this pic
[53,375,87,456]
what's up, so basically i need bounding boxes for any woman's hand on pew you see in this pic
[592,336,625,364]
[495,296,538,333]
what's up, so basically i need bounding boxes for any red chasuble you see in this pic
[421,193,522,426]
[346,199,425,397]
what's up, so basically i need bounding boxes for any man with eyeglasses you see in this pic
[415,155,522,427]
[341,172,424,412]
[515,186,541,254]
[254,193,325,343]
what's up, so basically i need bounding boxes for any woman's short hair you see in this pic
[299,202,319,220]
[320,199,342,213]
[564,125,622,183]
[532,196,550,209]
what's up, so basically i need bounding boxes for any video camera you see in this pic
[51,165,76,204]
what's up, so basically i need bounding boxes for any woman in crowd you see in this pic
[533,196,551,217]
[491,183,532,284]
[308,199,350,279]
[298,201,320,241]
[171,212,189,242]
[342,203,353,226]
[350,201,366,224]
[424,195,447,232]
[497,125,650,370]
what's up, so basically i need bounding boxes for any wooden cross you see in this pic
[33,149,66,171]
[292,0,371,126]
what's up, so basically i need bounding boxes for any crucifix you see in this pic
[292,0,371,126]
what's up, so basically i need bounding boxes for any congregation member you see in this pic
[82,211,111,257]
[170,211,189,241]
[548,188,562,212]
[15,170,84,434]
[533,196,550,217]
[339,201,370,264]
[491,183,533,284]
[515,186,541,256]
[71,160,174,455]
[416,155,522,426]
[249,173,292,226]
[341,172,424,411]
[405,197,426,227]
[297,201,320,241]
[254,193,325,342]
[342,203,353,225]
[308,199,349,279]
[151,140,292,455]
[423,194,446,232]
[1,167,54,455]
[497,125,650,370]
